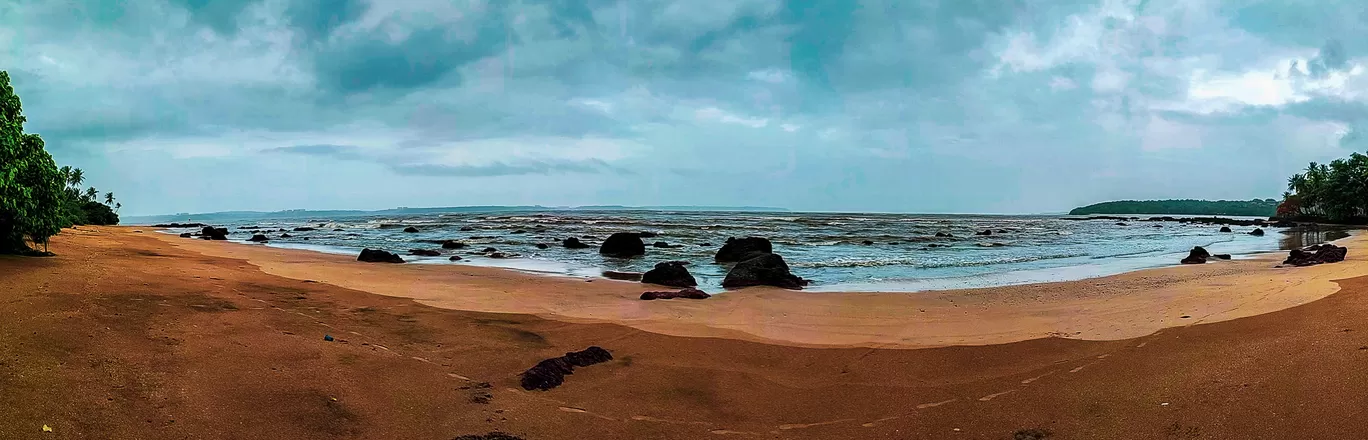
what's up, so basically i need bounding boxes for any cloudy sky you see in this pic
[4,0,1366,216]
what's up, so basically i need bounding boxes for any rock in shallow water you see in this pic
[600,233,646,258]
[715,237,773,262]
[562,237,591,249]
[357,248,404,263]
[248,234,268,242]
[722,253,808,290]
[1181,246,1211,264]
[641,261,697,287]
[408,249,441,257]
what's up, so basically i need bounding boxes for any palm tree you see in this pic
[69,168,84,188]
[114,202,121,214]
[84,187,97,202]
[104,192,114,206]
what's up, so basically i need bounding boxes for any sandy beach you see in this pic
[6,226,1368,439]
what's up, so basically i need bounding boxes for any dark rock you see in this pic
[600,232,646,258]
[402,226,420,233]
[935,232,954,238]
[1213,254,1232,260]
[481,247,498,253]
[153,223,205,228]
[1153,224,1163,228]
[409,249,441,257]
[641,261,697,287]
[200,226,228,240]
[861,240,874,245]
[460,226,475,231]
[488,252,509,259]
[641,288,710,300]
[602,271,643,281]
[248,234,269,242]
[975,230,993,236]
[562,237,591,249]
[699,242,713,247]
[178,232,193,238]
[652,241,679,248]
[1115,222,1128,226]
[1219,226,1232,232]
[535,243,549,249]
[452,433,525,440]
[449,255,463,261]
[722,253,808,290]
[1272,220,1297,228]
[715,237,773,262]
[1249,228,1265,236]
[280,233,292,238]
[1180,246,1210,264]
[357,248,404,263]
[1284,244,1348,267]
[519,346,613,391]
[638,231,659,238]
[512,230,527,234]
[332,228,343,232]
[997,229,1010,234]
[441,240,467,249]
[292,227,315,232]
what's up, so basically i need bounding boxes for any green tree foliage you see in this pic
[1069,199,1280,217]
[1280,153,1368,223]
[0,71,118,254]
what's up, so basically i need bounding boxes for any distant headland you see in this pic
[1069,199,1279,217]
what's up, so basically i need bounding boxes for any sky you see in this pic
[4,0,1368,216]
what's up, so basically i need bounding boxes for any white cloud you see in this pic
[746,68,792,84]
[1049,76,1077,91]
[694,106,768,128]
[780,123,800,132]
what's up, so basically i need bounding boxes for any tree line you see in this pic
[0,71,119,255]
[1070,199,1279,217]
[1279,153,1368,223]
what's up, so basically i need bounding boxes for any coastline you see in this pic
[149,227,1367,348]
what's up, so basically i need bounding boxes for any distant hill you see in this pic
[1069,199,1279,217]
[124,205,790,225]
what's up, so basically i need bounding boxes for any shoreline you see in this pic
[147,227,1368,349]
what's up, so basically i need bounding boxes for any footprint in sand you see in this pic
[1069,364,1089,373]
[1136,342,1148,348]
[1021,371,1057,384]
[978,390,1015,401]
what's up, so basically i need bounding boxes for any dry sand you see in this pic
[155,231,1368,348]
[5,226,1368,439]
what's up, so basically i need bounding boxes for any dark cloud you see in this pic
[285,0,369,42]
[173,0,261,36]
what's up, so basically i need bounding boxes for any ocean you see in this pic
[144,210,1345,292]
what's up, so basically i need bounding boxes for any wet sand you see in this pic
[5,226,1368,439]
[154,230,1368,348]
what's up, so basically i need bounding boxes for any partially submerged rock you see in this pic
[1249,228,1265,236]
[641,288,710,300]
[357,248,404,263]
[409,249,441,257]
[441,240,467,249]
[722,253,808,290]
[562,237,591,249]
[641,261,697,287]
[200,226,228,240]
[1219,226,1232,232]
[602,271,643,281]
[402,226,420,233]
[248,234,269,242]
[600,233,646,258]
[178,232,193,238]
[1181,246,1211,264]
[1284,244,1347,267]
[715,237,773,262]
[519,346,613,391]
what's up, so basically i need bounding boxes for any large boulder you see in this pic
[562,237,591,249]
[403,226,420,233]
[641,261,697,287]
[409,249,441,257]
[248,234,269,242]
[358,248,404,263]
[600,233,645,258]
[641,288,710,300]
[1249,228,1265,236]
[722,253,808,290]
[714,237,773,262]
[1219,226,1232,233]
[1284,244,1348,267]
[441,240,467,249]
[1180,246,1210,264]
[200,226,228,240]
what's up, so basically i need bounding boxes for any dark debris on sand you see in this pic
[452,433,525,440]
[519,346,613,391]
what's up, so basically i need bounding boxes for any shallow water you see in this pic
[153,210,1320,292]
